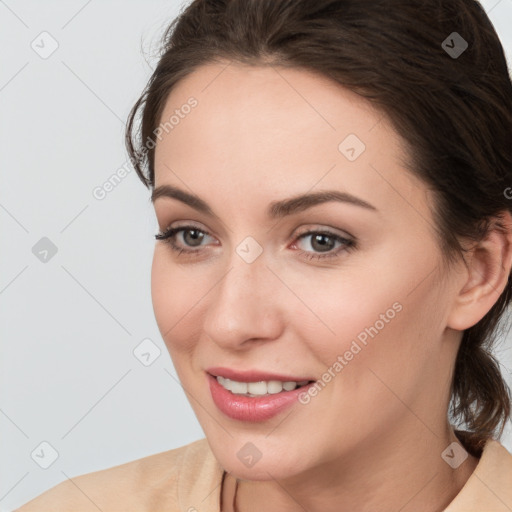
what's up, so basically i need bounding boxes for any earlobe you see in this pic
[446,210,512,331]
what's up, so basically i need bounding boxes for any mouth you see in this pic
[211,374,315,397]
[206,369,317,422]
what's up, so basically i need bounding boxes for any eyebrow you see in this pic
[151,184,377,219]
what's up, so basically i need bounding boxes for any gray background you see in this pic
[1,1,511,510]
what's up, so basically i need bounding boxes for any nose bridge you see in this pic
[215,241,270,314]
[203,239,282,346]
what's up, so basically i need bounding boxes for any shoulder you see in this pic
[15,438,221,512]
[444,439,512,511]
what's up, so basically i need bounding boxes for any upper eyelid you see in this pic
[160,222,351,235]
[160,224,354,245]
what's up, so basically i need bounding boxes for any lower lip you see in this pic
[207,373,315,422]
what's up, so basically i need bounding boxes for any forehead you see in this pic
[155,61,385,158]
[153,61,430,223]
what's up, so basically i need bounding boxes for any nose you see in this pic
[202,253,284,350]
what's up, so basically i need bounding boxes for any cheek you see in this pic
[301,244,444,388]
[314,270,447,430]
[151,248,173,332]
[150,248,200,355]
[289,264,404,364]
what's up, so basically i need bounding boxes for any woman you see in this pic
[16,0,512,510]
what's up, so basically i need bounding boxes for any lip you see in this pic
[206,366,316,383]
[207,372,316,422]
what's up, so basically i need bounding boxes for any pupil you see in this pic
[185,229,204,246]
[312,234,334,252]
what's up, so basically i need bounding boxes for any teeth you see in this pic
[216,376,310,396]
[283,381,299,391]
[248,381,269,395]
[267,381,283,394]
[230,380,248,394]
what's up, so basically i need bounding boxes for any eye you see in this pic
[291,229,356,261]
[155,225,215,257]
[154,225,357,261]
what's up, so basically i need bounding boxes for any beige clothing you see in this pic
[15,437,512,511]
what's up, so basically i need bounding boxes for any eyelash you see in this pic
[154,225,357,261]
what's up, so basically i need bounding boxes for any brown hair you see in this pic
[125,0,512,454]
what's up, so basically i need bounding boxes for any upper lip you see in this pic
[206,367,315,383]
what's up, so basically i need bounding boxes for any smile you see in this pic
[216,375,312,396]
[207,372,317,422]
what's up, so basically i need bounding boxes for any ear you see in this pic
[447,210,512,331]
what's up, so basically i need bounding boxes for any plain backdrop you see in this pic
[1,1,512,510]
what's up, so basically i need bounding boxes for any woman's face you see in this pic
[151,61,463,479]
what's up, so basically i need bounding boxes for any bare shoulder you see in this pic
[14,439,209,512]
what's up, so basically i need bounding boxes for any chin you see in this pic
[207,436,308,480]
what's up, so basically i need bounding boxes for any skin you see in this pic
[151,60,512,512]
